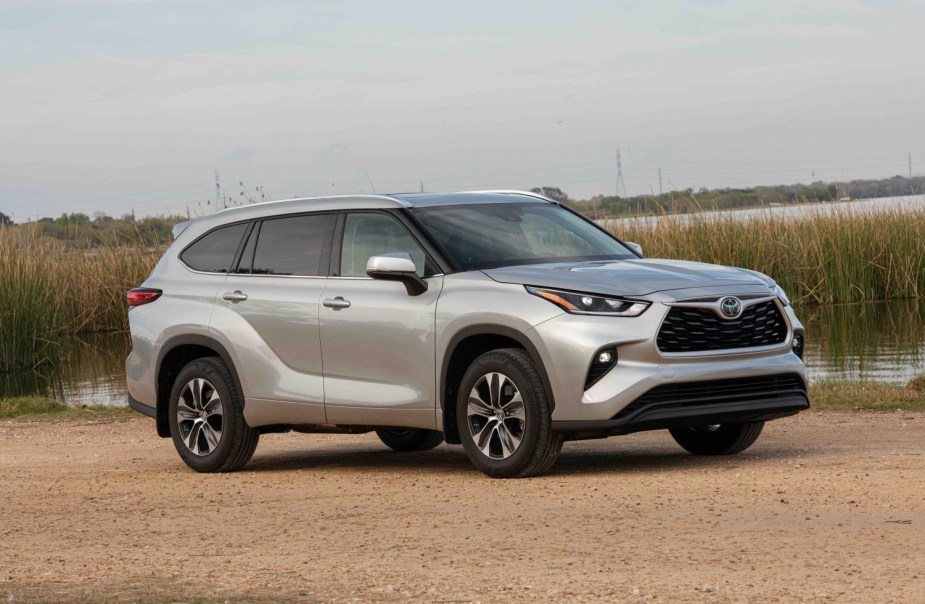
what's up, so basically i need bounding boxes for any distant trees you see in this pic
[530,187,570,203]
[0,211,11,227]
[13,212,185,247]
[556,175,925,219]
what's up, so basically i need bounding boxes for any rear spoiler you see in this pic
[171,220,192,240]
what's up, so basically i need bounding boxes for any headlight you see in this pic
[526,286,650,317]
[770,284,790,306]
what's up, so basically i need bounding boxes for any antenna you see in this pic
[363,169,377,193]
[616,149,626,197]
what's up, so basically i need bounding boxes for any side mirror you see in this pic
[366,253,428,296]
[625,242,643,257]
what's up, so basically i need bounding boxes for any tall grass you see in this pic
[0,229,159,371]
[607,208,925,305]
[2,207,925,371]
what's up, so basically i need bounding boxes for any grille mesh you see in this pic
[657,300,787,353]
[613,373,806,420]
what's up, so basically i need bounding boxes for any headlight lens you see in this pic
[527,286,650,316]
[770,284,790,306]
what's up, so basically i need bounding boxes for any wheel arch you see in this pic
[440,324,554,444]
[155,335,244,438]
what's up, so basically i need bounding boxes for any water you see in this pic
[2,300,923,408]
[0,332,131,408]
[599,193,925,228]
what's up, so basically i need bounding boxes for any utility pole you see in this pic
[215,170,223,209]
[658,168,663,195]
[131,209,135,224]
[910,153,913,178]
[615,149,626,197]
[420,181,424,193]
[186,206,191,220]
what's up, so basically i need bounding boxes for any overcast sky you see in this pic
[2,0,925,219]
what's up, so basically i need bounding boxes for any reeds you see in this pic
[0,228,159,371]
[606,207,925,305]
[2,207,924,371]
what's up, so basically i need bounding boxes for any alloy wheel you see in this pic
[466,372,526,460]
[176,378,224,456]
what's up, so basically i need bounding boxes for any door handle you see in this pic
[222,290,248,303]
[322,296,351,310]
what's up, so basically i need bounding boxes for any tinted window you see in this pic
[340,213,426,277]
[180,223,247,273]
[252,214,334,276]
[414,203,634,270]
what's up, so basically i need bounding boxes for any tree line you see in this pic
[534,175,925,218]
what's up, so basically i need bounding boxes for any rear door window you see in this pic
[180,223,248,273]
[252,214,335,276]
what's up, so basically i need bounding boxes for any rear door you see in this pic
[210,212,336,424]
[319,211,443,429]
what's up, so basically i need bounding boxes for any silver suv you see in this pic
[126,191,809,478]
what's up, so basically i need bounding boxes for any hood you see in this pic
[482,259,772,297]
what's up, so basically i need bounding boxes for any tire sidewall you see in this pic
[168,359,238,472]
[456,351,546,476]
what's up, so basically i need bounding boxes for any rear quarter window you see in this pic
[180,223,248,273]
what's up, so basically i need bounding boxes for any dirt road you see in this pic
[1,411,922,603]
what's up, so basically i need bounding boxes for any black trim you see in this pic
[128,394,156,418]
[155,335,245,438]
[230,221,255,272]
[552,396,809,439]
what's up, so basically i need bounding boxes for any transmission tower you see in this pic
[616,149,627,197]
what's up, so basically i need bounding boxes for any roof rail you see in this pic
[462,189,557,203]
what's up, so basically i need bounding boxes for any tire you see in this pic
[168,357,259,472]
[456,348,562,478]
[669,421,765,455]
[375,428,444,452]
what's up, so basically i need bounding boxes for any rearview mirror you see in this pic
[626,242,643,257]
[366,253,428,296]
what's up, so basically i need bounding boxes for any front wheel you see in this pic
[375,428,444,452]
[669,421,765,455]
[456,348,562,478]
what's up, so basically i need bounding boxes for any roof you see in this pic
[212,189,552,215]
[388,190,553,207]
[175,190,554,240]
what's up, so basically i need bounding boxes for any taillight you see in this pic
[127,287,162,307]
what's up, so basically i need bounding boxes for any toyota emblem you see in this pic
[719,297,742,319]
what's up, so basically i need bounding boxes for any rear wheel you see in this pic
[457,348,562,478]
[669,421,764,455]
[168,357,259,472]
[375,428,444,452]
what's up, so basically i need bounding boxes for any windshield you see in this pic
[413,202,635,271]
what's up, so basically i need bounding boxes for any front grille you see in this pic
[657,300,787,353]
[614,373,806,420]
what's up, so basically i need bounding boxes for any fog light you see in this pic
[792,331,805,360]
[585,347,618,390]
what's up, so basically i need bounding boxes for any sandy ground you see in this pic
[0,411,922,603]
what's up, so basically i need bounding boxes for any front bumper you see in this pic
[528,291,809,423]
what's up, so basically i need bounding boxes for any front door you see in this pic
[319,211,443,429]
